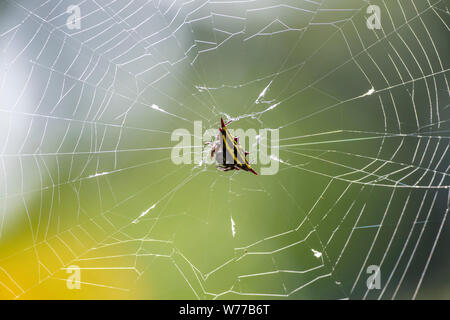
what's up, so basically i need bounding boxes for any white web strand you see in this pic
[0,0,448,299]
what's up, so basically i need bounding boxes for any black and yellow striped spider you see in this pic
[206,118,258,175]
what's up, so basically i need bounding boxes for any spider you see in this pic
[205,118,258,175]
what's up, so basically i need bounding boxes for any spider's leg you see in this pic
[217,166,234,172]
[210,142,219,158]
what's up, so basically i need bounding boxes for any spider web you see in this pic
[0,0,449,299]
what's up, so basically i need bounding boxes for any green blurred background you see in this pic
[0,0,448,299]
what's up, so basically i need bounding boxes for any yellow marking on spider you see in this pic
[222,129,251,169]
